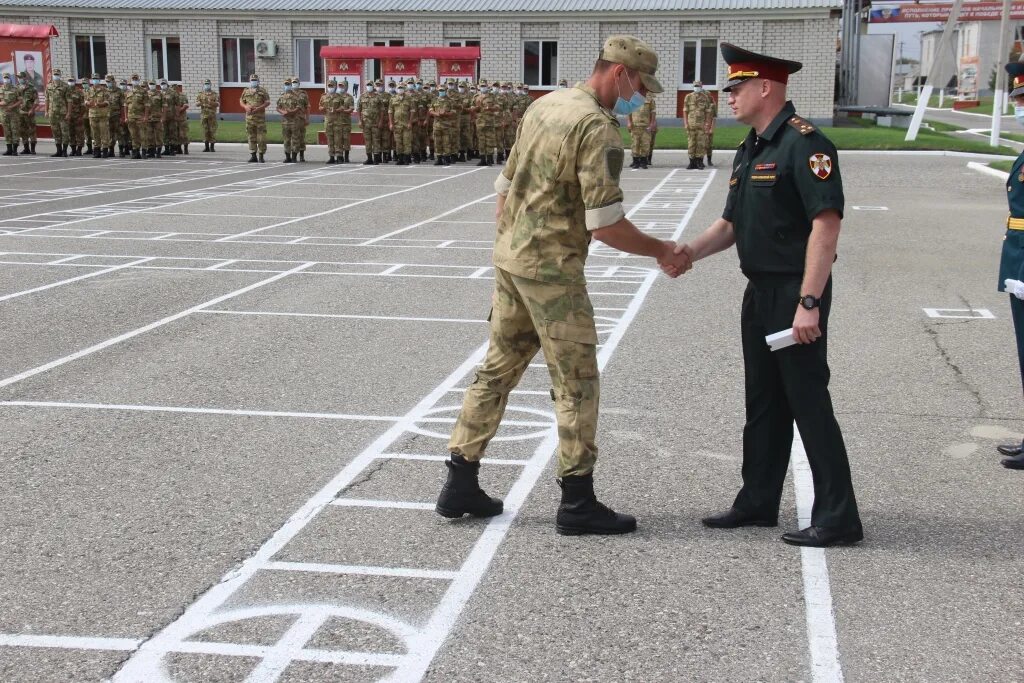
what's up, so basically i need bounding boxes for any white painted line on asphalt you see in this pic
[332,498,436,511]
[377,453,530,466]
[850,206,888,211]
[923,307,995,319]
[0,634,142,652]
[219,167,485,242]
[244,613,326,682]
[200,310,487,324]
[966,160,1009,180]
[265,561,459,580]
[447,387,550,396]
[791,429,845,683]
[0,257,155,303]
[141,211,304,219]
[358,191,496,246]
[0,263,314,391]
[0,401,402,422]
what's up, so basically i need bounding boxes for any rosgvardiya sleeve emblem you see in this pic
[809,153,832,180]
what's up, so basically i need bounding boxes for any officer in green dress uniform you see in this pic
[995,61,1024,468]
[669,43,863,547]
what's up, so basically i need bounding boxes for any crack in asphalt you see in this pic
[923,321,988,418]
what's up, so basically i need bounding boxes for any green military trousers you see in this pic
[448,267,600,478]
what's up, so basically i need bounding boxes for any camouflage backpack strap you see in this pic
[787,114,815,136]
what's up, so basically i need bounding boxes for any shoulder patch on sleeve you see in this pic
[606,147,624,183]
[787,115,815,136]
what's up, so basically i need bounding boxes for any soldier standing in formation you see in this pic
[628,92,657,169]
[291,76,308,161]
[276,78,302,163]
[241,73,269,162]
[85,73,110,157]
[105,74,122,157]
[124,74,148,159]
[66,76,85,155]
[45,68,68,157]
[18,71,37,154]
[320,78,346,164]
[145,80,163,158]
[704,89,718,167]
[197,78,219,152]
[174,84,189,154]
[683,80,715,169]
[388,80,414,165]
[429,82,457,166]
[1,72,21,156]
[159,80,178,155]
[357,79,382,165]
[472,79,498,166]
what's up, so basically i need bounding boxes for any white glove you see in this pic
[1005,279,1024,300]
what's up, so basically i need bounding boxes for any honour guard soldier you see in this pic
[197,79,219,152]
[996,61,1024,468]
[673,43,863,547]
[45,68,68,156]
[240,73,269,162]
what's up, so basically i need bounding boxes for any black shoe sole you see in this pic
[781,533,863,548]
[556,523,637,536]
[435,505,503,519]
[702,518,778,529]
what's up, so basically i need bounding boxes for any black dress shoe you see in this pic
[996,442,1023,456]
[701,507,777,529]
[782,525,863,547]
[1002,453,1024,469]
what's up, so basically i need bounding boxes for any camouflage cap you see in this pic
[249,73,259,80]
[599,35,663,93]
[91,72,100,79]
[693,80,703,87]
[203,78,212,84]
[52,68,62,77]
[374,79,383,86]
[105,73,115,81]
[283,78,292,85]
[148,79,156,85]
[327,78,338,85]
[387,80,396,87]
[478,79,489,87]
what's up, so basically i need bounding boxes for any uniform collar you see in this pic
[755,100,797,143]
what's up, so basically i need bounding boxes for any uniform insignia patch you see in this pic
[729,176,738,187]
[1018,169,1024,183]
[809,153,832,180]
[754,162,776,171]
[606,147,624,183]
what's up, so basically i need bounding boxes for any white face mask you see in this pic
[148,84,156,91]
[366,86,375,93]
[204,84,211,91]
[327,87,337,94]
[132,79,139,86]
[1016,104,1024,126]
[250,81,259,88]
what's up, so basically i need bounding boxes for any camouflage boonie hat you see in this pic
[599,35,664,93]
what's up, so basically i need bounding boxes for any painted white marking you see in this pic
[791,429,845,683]
[377,453,530,466]
[922,307,996,319]
[359,192,496,246]
[244,612,325,682]
[0,257,154,303]
[219,167,485,242]
[265,560,458,580]
[0,263,314,391]
[378,264,404,275]
[0,634,141,652]
[0,401,400,423]
[850,206,888,211]
[331,499,436,511]
[200,310,487,325]
[966,160,1010,180]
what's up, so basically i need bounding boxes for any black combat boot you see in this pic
[30,141,36,154]
[686,157,698,170]
[696,157,705,170]
[210,143,215,152]
[3,144,12,156]
[10,144,18,156]
[435,454,504,519]
[182,143,188,155]
[22,143,31,154]
[555,474,637,536]
[298,151,305,162]
[326,155,335,164]
[458,151,466,162]
[51,144,62,157]
[343,151,349,163]
[434,155,444,166]
[496,150,504,163]
[246,151,256,163]
[706,153,713,167]
[362,154,373,165]
[374,153,383,164]
[258,153,265,163]
[476,154,488,167]
[202,142,209,152]
[283,153,292,163]
[85,141,93,155]
[487,154,495,166]
[92,148,102,158]
[629,156,639,169]
[427,149,435,161]
[640,156,649,170]
[132,148,142,159]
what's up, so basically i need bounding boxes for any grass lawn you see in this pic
[186,119,360,144]
[623,122,1017,155]
[895,94,1000,113]
[991,160,1015,173]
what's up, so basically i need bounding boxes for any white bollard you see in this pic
[938,88,944,107]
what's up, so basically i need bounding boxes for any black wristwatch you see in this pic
[798,294,820,310]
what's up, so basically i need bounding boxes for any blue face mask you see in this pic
[283,84,291,91]
[327,87,337,94]
[1016,105,1024,127]
[612,70,646,116]
[438,90,447,97]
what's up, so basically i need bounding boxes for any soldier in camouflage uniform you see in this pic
[511,83,530,150]
[628,92,656,169]
[429,82,457,166]
[472,79,499,166]
[468,82,479,157]
[455,81,472,162]
[276,78,303,163]
[388,80,414,165]
[1,72,21,156]
[703,86,717,167]
[240,74,269,162]
[436,36,681,537]
[85,73,111,157]
[197,78,219,152]
[104,75,122,157]
[116,78,132,154]
[65,77,85,156]
[499,81,515,162]
[124,74,149,159]
[684,80,714,169]
[320,78,343,163]
[145,80,163,158]
[290,77,308,161]
[174,84,189,154]
[18,71,37,154]
[378,79,393,163]
[45,68,68,156]
[159,80,177,156]
[356,80,382,165]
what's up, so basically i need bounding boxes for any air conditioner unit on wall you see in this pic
[255,40,277,58]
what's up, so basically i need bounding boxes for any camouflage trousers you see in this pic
[413,122,426,155]
[281,118,302,154]
[296,120,307,152]
[324,117,349,154]
[68,118,84,146]
[459,115,472,151]
[476,121,497,155]
[127,119,147,149]
[501,123,514,150]
[88,114,110,149]
[107,117,120,148]
[177,118,187,147]
[432,124,454,156]
[246,118,267,153]
[163,118,177,146]
[631,128,652,156]
[363,121,381,155]
[20,113,36,143]
[147,120,163,149]
[706,130,714,158]
[448,267,599,478]
[686,126,708,158]
[392,124,411,155]
[2,112,18,144]
[50,116,68,145]
[201,114,217,143]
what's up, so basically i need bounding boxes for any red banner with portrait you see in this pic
[0,24,58,111]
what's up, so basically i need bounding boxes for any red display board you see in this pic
[869,2,1024,23]
[0,23,59,112]
[437,60,477,80]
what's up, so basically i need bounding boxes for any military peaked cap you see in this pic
[720,43,802,91]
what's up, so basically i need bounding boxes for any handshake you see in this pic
[658,241,695,278]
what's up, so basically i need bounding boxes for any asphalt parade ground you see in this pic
[0,142,1022,683]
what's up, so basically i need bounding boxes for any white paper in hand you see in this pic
[765,328,797,352]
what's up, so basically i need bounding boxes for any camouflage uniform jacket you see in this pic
[124,86,149,121]
[65,87,85,118]
[276,91,301,120]
[240,86,269,120]
[45,80,67,118]
[148,90,165,121]
[472,92,498,124]
[1,83,20,114]
[86,86,110,118]
[107,86,124,118]
[429,96,455,128]
[492,84,624,285]
[197,90,219,117]
[684,90,714,127]
[356,92,382,123]
[320,92,345,119]
[630,96,655,128]
[388,93,414,126]
[19,83,37,115]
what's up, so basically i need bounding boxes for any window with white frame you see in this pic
[221,37,256,84]
[523,40,558,88]
[148,37,182,82]
[74,35,107,79]
[370,39,404,82]
[681,39,718,87]
[295,38,328,85]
